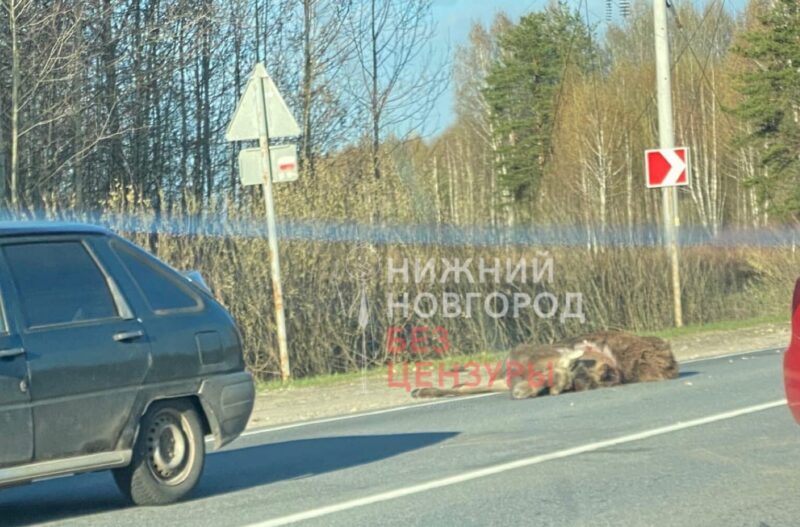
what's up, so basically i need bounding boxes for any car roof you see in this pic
[0,221,110,237]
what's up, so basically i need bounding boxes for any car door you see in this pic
[0,236,151,462]
[0,269,32,468]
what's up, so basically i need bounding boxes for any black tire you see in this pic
[113,399,205,506]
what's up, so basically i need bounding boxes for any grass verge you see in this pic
[256,315,788,393]
[256,350,504,393]
[642,314,786,340]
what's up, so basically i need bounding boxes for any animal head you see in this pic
[577,340,618,368]
[566,340,623,391]
[572,361,622,391]
[555,347,585,369]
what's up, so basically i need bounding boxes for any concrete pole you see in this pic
[254,65,292,381]
[654,0,683,327]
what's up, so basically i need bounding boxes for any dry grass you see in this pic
[34,184,797,381]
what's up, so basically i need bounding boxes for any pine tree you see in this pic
[483,3,593,218]
[735,0,800,217]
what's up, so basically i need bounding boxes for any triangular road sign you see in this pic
[226,63,300,141]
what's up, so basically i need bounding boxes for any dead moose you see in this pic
[410,330,679,399]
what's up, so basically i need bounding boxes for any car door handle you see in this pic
[113,330,145,342]
[0,347,25,359]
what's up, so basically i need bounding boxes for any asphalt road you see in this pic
[1,348,798,527]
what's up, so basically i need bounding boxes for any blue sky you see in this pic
[427,0,749,134]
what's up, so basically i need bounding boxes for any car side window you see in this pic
[3,241,119,328]
[112,242,201,314]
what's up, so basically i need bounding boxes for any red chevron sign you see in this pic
[645,147,690,188]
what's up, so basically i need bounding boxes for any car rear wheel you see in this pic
[113,399,205,505]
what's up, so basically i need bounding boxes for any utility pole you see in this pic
[654,0,683,327]
[254,68,292,381]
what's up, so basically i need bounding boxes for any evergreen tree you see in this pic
[483,3,594,218]
[735,0,800,217]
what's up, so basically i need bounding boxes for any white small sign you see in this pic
[272,148,299,183]
[238,144,299,186]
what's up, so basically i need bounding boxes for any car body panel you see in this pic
[0,253,33,469]
[22,319,151,460]
[0,334,32,468]
[0,235,153,461]
[0,223,255,488]
[198,371,256,449]
[784,278,800,423]
[0,222,109,238]
[0,451,131,489]
[103,237,245,383]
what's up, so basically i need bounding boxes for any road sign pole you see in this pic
[254,68,292,381]
[654,0,683,328]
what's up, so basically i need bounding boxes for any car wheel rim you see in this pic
[146,411,193,486]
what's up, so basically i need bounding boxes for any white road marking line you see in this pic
[234,346,785,440]
[681,346,784,364]
[246,399,787,527]
[237,392,501,438]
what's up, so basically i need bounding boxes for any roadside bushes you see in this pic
[36,192,794,380]
[127,228,793,380]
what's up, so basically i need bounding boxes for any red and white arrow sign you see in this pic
[645,147,690,188]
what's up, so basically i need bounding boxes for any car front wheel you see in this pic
[113,399,205,505]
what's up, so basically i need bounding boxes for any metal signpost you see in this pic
[226,63,300,382]
[652,0,684,328]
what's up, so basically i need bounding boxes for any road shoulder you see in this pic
[247,321,790,430]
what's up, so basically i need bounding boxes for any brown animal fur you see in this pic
[410,330,677,399]
[411,342,592,399]
[506,344,585,399]
[571,346,624,391]
[560,331,679,383]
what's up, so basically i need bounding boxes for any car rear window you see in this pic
[3,242,118,327]
[112,242,200,314]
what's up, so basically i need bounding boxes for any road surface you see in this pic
[1,348,798,527]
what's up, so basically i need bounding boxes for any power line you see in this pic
[547,0,590,162]
[671,0,739,129]
[608,0,724,155]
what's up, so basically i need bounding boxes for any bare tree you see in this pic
[1,0,87,207]
[347,0,446,180]
[451,18,510,227]
[299,0,353,178]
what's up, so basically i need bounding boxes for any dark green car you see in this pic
[0,222,255,505]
